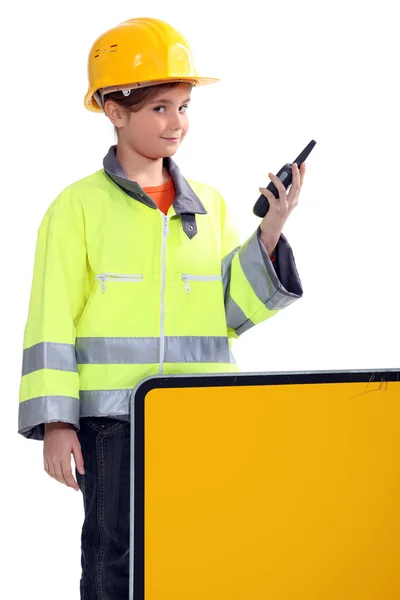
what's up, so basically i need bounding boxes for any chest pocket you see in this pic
[95,272,144,293]
[76,271,159,338]
[181,274,222,294]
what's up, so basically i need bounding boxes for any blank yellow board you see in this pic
[132,374,400,599]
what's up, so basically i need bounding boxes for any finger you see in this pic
[292,163,301,189]
[287,163,301,204]
[300,162,306,186]
[268,173,286,202]
[268,173,288,202]
[259,186,279,208]
[47,459,56,479]
[44,457,50,474]
[54,461,69,486]
[60,463,79,490]
[72,441,85,476]
[61,461,80,491]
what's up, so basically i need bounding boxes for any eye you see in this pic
[153,104,190,113]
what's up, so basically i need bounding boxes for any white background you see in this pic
[1,0,399,597]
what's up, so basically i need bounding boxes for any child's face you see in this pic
[119,83,192,159]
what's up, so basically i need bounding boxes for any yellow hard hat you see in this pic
[84,17,219,112]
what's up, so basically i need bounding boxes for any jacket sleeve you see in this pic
[219,193,303,338]
[18,194,89,440]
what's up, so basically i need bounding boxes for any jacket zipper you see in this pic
[95,273,143,293]
[159,213,171,374]
[182,274,222,294]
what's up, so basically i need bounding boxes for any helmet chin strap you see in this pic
[95,88,131,112]
[94,91,104,111]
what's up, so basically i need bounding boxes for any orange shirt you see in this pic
[143,176,175,215]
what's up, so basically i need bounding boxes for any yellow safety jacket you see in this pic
[18,146,303,439]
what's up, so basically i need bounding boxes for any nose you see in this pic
[168,110,184,131]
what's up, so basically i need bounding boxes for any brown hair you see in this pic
[103,81,187,113]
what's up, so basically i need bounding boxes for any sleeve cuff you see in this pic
[255,227,303,306]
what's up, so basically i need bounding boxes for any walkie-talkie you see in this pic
[253,139,317,218]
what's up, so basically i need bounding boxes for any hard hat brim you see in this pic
[85,76,220,113]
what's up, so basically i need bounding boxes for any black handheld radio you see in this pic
[253,139,317,218]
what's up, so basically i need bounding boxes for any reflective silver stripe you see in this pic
[75,336,235,364]
[238,231,278,305]
[165,336,232,363]
[22,342,78,376]
[76,337,159,364]
[80,389,131,417]
[222,247,252,334]
[224,293,254,334]
[235,318,256,336]
[222,246,240,298]
[18,395,80,441]
[239,231,299,310]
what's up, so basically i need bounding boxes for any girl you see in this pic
[18,17,305,599]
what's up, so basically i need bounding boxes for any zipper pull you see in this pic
[182,276,191,294]
[100,275,106,293]
[165,216,171,237]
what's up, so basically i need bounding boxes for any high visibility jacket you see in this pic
[18,146,303,440]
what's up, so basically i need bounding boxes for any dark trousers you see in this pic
[75,417,131,600]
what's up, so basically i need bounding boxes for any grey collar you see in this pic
[103,145,207,215]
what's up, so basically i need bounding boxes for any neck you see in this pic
[116,142,170,187]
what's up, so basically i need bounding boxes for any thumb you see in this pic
[72,441,85,475]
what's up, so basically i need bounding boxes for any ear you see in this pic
[104,99,128,129]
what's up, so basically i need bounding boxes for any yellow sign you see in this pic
[130,371,400,599]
